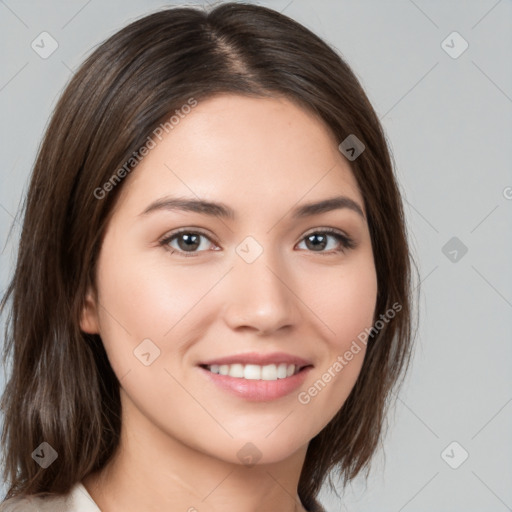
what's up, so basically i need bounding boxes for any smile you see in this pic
[202,363,303,381]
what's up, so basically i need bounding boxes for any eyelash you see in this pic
[159,227,356,258]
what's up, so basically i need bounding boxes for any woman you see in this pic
[0,3,416,511]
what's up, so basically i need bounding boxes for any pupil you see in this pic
[307,234,326,251]
[179,233,199,251]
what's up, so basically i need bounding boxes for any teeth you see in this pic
[244,364,261,380]
[206,363,300,380]
[229,363,244,378]
[277,364,287,379]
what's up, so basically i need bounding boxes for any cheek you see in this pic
[307,254,378,350]
[94,238,228,378]
[98,234,194,324]
[295,254,377,427]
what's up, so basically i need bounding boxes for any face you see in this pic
[81,94,378,466]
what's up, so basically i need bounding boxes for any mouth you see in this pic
[196,353,314,401]
[199,362,311,381]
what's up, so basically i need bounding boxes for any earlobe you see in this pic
[80,287,100,334]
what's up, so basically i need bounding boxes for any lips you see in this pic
[198,363,313,401]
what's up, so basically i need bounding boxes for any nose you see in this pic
[222,249,301,336]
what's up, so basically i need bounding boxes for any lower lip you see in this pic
[198,366,313,401]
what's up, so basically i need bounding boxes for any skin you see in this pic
[80,94,378,512]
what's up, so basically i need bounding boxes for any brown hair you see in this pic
[0,3,418,510]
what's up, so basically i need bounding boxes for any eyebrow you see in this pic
[139,195,365,221]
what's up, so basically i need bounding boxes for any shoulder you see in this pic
[0,482,100,512]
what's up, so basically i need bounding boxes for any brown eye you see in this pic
[159,227,356,258]
[160,230,216,257]
[297,229,356,254]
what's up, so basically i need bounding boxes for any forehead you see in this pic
[114,94,364,217]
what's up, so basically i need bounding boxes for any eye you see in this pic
[159,229,217,257]
[296,228,356,255]
[159,227,356,258]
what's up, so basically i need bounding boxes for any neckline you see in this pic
[70,482,102,511]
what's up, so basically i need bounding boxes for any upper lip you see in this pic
[199,352,313,368]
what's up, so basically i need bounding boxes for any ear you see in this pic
[80,285,100,334]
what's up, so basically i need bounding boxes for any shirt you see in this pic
[0,482,100,512]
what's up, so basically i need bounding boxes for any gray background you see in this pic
[1,0,511,510]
